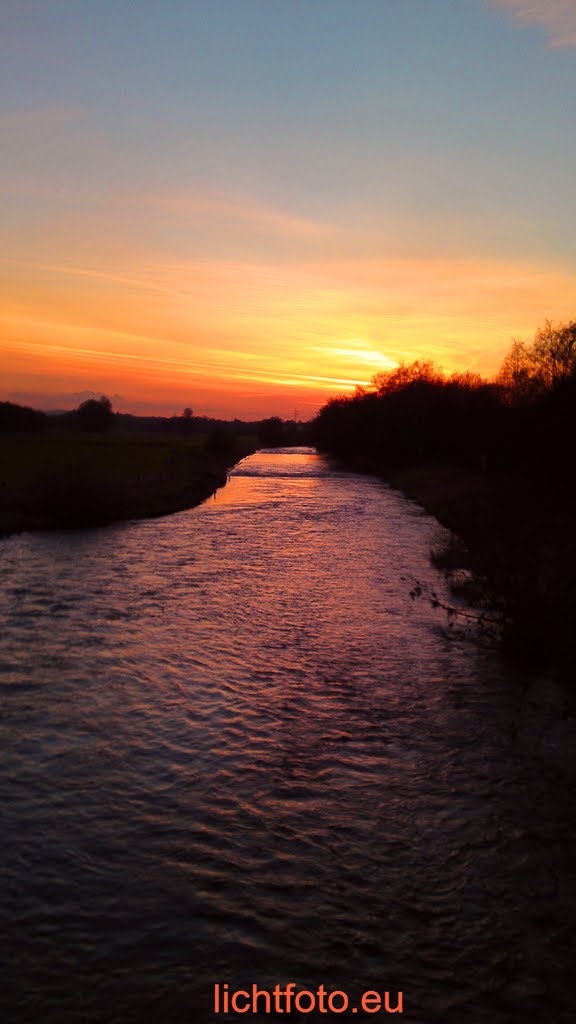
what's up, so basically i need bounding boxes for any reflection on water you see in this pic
[1,448,575,1023]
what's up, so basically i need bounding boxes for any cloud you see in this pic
[1,257,189,299]
[139,189,329,242]
[0,105,84,131]
[491,1,576,47]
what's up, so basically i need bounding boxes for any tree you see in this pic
[497,321,576,403]
[496,340,540,404]
[371,360,440,396]
[73,395,114,432]
[180,407,194,434]
[258,416,284,447]
[531,319,576,391]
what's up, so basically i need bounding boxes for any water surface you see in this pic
[1,448,575,1023]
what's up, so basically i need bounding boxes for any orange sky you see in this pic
[3,234,575,418]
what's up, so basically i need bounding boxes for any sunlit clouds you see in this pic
[491,0,576,47]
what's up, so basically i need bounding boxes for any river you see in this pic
[1,447,575,1023]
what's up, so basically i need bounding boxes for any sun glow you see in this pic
[4,235,573,415]
[2,242,575,417]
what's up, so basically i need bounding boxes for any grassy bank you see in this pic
[0,430,257,536]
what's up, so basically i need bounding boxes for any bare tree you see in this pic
[497,320,576,402]
[496,340,540,404]
[532,319,576,390]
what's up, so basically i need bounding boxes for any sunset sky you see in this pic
[2,0,575,419]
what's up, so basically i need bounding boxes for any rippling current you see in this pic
[1,448,575,1024]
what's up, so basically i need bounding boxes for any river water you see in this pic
[1,447,575,1024]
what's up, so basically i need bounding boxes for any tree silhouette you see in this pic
[180,407,194,434]
[498,320,576,402]
[258,417,284,447]
[73,395,114,432]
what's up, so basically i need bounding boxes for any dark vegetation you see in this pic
[312,319,576,670]
[0,401,46,433]
[0,397,305,535]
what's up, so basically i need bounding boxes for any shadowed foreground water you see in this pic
[1,448,575,1024]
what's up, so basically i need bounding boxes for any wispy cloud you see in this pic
[140,190,329,241]
[491,1,576,47]
[0,105,84,130]
[0,257,189,299]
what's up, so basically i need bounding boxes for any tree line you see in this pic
[312,318,576,483]
[312,318,576,667]
[0,395,308,452]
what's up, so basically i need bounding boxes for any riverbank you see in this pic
[340,457,576,776]
[0,431,257,536]
[334,454,575,677]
